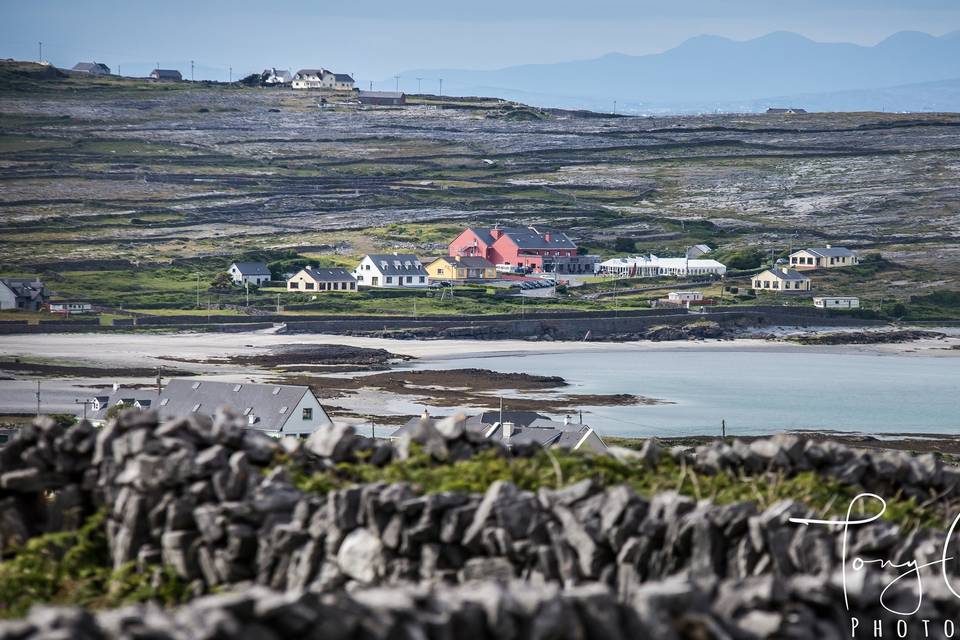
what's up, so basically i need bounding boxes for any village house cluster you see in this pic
[751,245,860,307]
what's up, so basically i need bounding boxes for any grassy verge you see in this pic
[0,511,189,619]
[291,447,943,531]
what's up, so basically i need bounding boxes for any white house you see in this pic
[353,254,428,288]
[668,291,703,303]
[287,267,357,292]
[597,255,726,278]
[813,296,860,309]
[95,379,333,437]
[292,69,355,91]
[789,246,858,270]
[228,262,271,286]
[752,268,812,293]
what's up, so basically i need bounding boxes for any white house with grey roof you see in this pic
[353,253,428,288]
[228,262,272,286]
[72,62,111,75]
[93,380,331,437]
[287,266,357,292]
[752,267,811,293]
[788,246,858,270]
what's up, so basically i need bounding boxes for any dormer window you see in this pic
[192,382,201,390]
[233,384,242,392]
[192,403,201,412]
[279,406,288,414]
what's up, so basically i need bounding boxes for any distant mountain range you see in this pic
[399,31,960,113]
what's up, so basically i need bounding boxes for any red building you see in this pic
[448,226,598,274]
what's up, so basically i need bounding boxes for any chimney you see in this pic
[826,244,832,249]
[421,407,430,420]
[545,232,552,242]
[490,229,502,240]
[564,414,571,425]
[502,422,514,444]
[112,382,120,392]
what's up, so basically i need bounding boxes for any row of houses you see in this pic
[90,379,605,452]
[598,255,728,279]
[750,246,860,307]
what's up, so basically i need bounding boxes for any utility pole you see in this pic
[276,293,281,314]
[245,280,250,307]
[191,59,195,82]
[38,41,42,62]
[613,100,617,115]
[371,416,376,439]
[416,77,423,93]
[394,75,399,92]
[156,367,162,394]
[195,273,200,309]
[74,398,94,421]
[369,80,373,91]
[721,419,726,440]
[438,78,442,97]
[36,380,41,417]
[229,66,232,83]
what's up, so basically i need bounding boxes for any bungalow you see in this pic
[47,301,93,314]
[789,246,858,270]
[766,107,807,114]
[353,254,428,288]
[0,278,47,311]
[813,296,860,309]
[72,62,111,75]
[358,91,406,106]
[92,386,159,418]
[150,69,182,81]
[448,225,598,274]
[425,256,497,281]
[752,268,812,293]
[228,262,271,286]
[96,379,333,437]
[596,255,726,278]
[391,410,606,453]
[287,266,357,292]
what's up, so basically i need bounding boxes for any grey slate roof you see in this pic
[364,254,428,277]
[454,256,495,269]
[155,379,314,433]
[72,62,110,74]
[0,279,46,303]
[231,262,271,276]
[390,411,550,438]
[302,267,356,283]
[95,389,160,418]
[470,227,577,251]
[333,73,354,82]
[151,69,182,80]
[802,247,857,258]
[764,268,810,281]
[295,69,327,77]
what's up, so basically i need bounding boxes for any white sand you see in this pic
[0,329,957,377]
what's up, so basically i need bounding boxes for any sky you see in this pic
[2,0,959,89]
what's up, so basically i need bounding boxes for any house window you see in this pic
[385,277,392,284]
[302,407,313,420]
[305,282,315,290]
[406,276,413,283]
[289,281,298,289]
[419,276,425,283]
[372,277,379,286]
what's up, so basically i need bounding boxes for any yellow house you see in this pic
[752,268,812,293]
[426,256,497,281]
[788,246,858,270]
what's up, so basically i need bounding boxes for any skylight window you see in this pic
[279,406,288,414]
[192,382,201,390]
[233,384,242,392]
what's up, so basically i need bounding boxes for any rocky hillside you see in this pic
[1,411,959,638]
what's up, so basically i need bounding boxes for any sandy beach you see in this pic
[0,328,958,378]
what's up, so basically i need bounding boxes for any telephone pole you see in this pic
[438,78,443,97]
[195,273,200,308]
[394,75,399,92]
[36,380,41,417]
[416,77,423,93]
[229,66,232,83]
[38,41,42,62]
[191,60,195,82]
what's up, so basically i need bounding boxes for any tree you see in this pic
[209,272,233,290]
